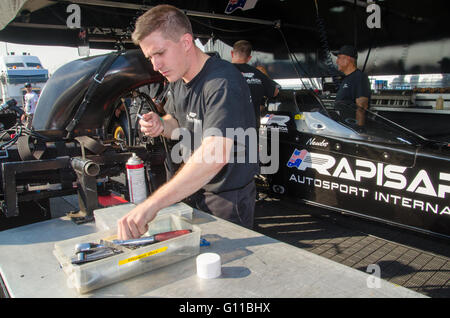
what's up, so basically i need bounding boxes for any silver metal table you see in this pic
[0,203,426,298]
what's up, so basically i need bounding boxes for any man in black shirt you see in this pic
[231,40,279,128]
[333,45,371,127]
[118,5,258,239]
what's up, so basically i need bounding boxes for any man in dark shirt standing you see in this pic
[231,40,279,128]
[333,45,371,127]
[117,5,258,239]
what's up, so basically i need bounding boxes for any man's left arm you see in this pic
[355,74,371,126]
[355,96,369,126]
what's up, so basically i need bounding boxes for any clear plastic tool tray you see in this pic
[53,214,201,294]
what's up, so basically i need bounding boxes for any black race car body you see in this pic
[260,90,450,239]
[0,50,169,228]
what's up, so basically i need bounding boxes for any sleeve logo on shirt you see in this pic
[241,72,262,85]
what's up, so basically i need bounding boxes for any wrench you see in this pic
[71,247,123,265]
[74,242,106,254]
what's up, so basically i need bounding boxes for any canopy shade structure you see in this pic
[1,0,449,76]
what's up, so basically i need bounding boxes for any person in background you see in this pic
[117,5,258,239]
[22,82,38,129]
[332,45,371,127]
[231,40,279,128]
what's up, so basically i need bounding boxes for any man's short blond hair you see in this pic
[132,4,193,44]
[233,40,252,58]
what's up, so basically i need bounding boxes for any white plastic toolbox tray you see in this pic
[53,213,201,294]
[94,202,194,231]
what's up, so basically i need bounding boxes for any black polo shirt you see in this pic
[335,69,371,118]
[165,56,258,193]
[233,63,279,127]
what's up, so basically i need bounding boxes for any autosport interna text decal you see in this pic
[287,149,450,216]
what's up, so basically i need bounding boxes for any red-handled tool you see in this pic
[102,229,192,249]
[154,229,192,242]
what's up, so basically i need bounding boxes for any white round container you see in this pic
[196,253,221,279]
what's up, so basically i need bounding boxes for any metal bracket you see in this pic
[1,157,71,217]
[68,156,101,224]
[0,149,8,159]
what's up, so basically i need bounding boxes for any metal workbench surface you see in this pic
[0,204,425,298]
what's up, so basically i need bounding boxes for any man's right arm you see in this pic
[273,85,280,97]
[117,135,233,239]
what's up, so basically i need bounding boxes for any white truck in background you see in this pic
[0,53,49,108]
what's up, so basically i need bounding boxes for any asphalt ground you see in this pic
[253,193,450,298]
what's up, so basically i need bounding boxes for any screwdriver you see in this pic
[109,229,192,248]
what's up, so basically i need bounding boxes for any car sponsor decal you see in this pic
[286,148,450,217]
[306,137,329,148]
[287,149,308,169]
[261,114,290,126]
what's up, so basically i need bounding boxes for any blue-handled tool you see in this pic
[200,238,210,247]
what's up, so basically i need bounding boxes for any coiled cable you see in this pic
[276,25,330,116]
[314,0,339,77]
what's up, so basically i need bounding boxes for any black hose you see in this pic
[122,99,133,146]
[0,104,50,149]
[0,125,22,149]
[137,92,175,179]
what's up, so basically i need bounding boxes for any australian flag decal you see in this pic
[225,0,259,14]
[287,149,308,169]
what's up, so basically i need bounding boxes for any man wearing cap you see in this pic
[332,45,371,127]
[22,83,39,129]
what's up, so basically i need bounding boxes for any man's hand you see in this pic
[117,201,158,240]
[116,136,233,240]
[139,112,164,137]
